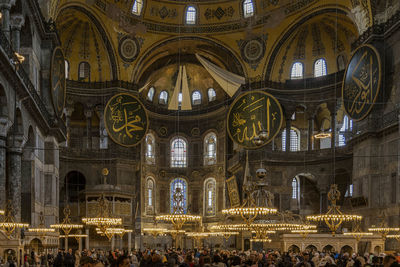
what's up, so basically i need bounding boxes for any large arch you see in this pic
[55,5,118,80]
[64,171,86,203]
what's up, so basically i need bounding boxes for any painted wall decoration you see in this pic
[150,6,178,19]
[50,47,67,117]
[227,90,283,149]
[104,93,148,147]
[237,35,267,70]
[118,36,141,62]
[204,6,234,20]
[342,44,381,121]
[226,176,241,208]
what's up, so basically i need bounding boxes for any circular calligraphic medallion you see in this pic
[118,36,139,62]
[104,93,148,147]
[241,39,265,64]
[342,44,381,121]
[50,47,66,117]
[227,91,283,149]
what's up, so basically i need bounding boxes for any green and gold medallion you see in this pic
[227,90,283,149]
[104,93,148,147]
[342,44,381,121]
[50,47,66,117]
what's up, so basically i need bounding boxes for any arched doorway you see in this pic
[288,245,300,253]
[374,246,381,254]
[340,245,353,255]
[306,245,318,252]
[322,245,335,253]
[30,238,44,253]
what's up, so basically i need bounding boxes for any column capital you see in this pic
[63,107,74,117]
[0,116,12,138]
[0,3,12,10]
[10,14,24,31]
[84,109,93,118]
[7,133,25,153]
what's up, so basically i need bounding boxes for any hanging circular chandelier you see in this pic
[51,205,83,235]
[368,211,399,240]
[0,210,4,215]
[143,227,168,237]
[0,200,29,238]
[96,227,132,240]
[342,223,372,241]
[155,188,201,230]
[250,238,272,243]
[82,194,122,235]
[28,212,55,237]
[307,184,362,236]
[59,234,88,242]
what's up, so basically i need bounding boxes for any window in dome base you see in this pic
[186,6,197,25]
[132,0,143,16]
[314,58,327,77]
[192,91,202,105]
[207,88,216,102]
[243,0,254,18]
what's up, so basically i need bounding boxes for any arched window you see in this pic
[146,178,155,214]
[282,127,300,151]
[208,88,216,102]
[147,87,155,101]
[65,60,69,79]
[159,90,168,105]
[192,91,202,105]
[178,92,183,106]
[243,0,254,18]
[170,178,188,214]
[78,62,90,81]
[145,133,155,164]
[204,132,217,165]
[314,58,327,77]
[186,6,197,24]
[291,62,303,79]
[339,115,352,147]
[337,54,347,71]
[292,177,300,200]
[171,137,187,167]
[204,178,216,216]
[131,0,143,15]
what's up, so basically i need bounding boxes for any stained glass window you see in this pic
[282,127,300,151]
[314,58,327,77]
[204,178,216,216]
[186,6,196,24]
[170,178,187,214]
[192,91,202,105]
[145,134,155,164]
[132,0,143,15]
[243,0,254,18]
[291,62,303,79]
[204,132,217,165]
[147,87,155,101]
[292,177,299,200]
[208,88,216,102]
[159,91,168,105]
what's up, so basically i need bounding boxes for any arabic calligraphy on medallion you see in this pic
[104,93,148,147]
[50,47,66,117]
[227,91,283,149]
[342,44,381,121]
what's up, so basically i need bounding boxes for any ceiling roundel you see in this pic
[118,36,140,62]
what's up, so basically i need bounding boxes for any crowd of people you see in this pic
[2,248,400,267]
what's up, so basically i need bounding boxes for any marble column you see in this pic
[111,236,115,250]
[285,118,291,152]
[10,14,24,52]
[0,117,11,209]
[79,230,83,251]
[307,115,315,151]
[95,106,107,149]
[64,107,74,147]
[85,229,90,250]
[0,3,11,40]
[7,134,24,220]
[84,109,92,150]
[128,232,132,252]
[331,111,337,148]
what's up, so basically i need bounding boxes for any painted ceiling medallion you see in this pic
[118,36,140,62]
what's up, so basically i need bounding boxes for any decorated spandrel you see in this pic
[104,93,148,147]
[342,44,381,121]
[227,91,283,149]
[50,47,66,117]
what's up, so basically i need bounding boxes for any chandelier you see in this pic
[222,179,277,225]
[387,235,400,243]
[342,223,372,241]
[368,211,399,240]
[250,238,272,243]
[96,227,133,241]
[0,209,4,215]
[82,194,122,235]
[307,184,362,236]
[51,205,83,235]
[0,200,29,238]
[28,212,55,238]
[156,187,201,230]
[291,229,318,239]
[143,227,168,237]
